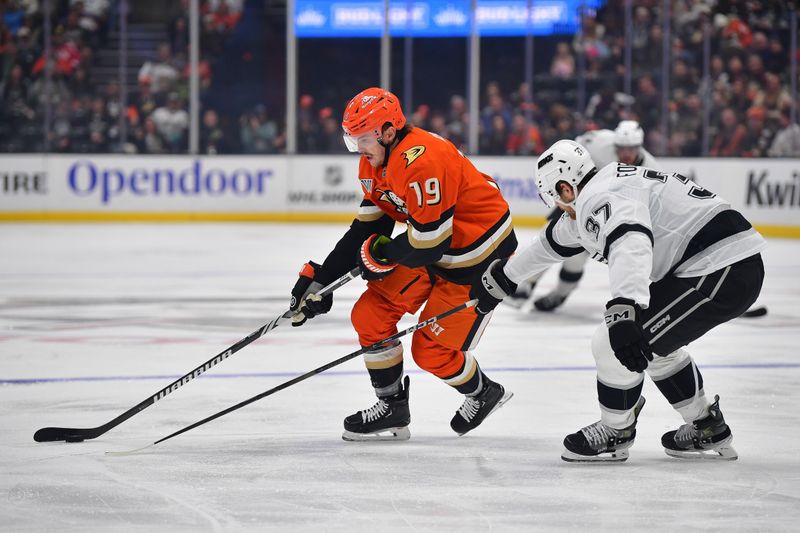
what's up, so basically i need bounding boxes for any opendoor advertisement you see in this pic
[1,154,798,235]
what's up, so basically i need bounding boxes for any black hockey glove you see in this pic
[289,261,333,327]
[470,259,518,315]
[605,297,653,373]
[357,234,397,281]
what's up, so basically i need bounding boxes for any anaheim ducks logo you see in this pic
[402,145,426,167]
[376,188,408,215]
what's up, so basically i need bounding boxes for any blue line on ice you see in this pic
[2,362,799,385]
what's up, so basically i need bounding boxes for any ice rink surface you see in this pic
[1,223,799,532]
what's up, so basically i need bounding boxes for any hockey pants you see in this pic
[351,265,493,397]
[592,254,764,428]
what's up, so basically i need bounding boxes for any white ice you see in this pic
[1,223,799,532]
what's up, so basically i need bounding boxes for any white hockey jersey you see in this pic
[505,163,767,307]
[575,129,658,169]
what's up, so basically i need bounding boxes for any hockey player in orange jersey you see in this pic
[288,87,517,441]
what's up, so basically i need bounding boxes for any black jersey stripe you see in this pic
[671,210,753,272]
[545,217,584,258]
[603,223,654,260]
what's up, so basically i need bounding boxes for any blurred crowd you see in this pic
[0,0,244,153]
[1,0,799,156]
[290,0,800,157]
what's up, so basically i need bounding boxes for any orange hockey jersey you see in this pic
[355,127,517,283]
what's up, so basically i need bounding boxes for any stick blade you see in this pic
[741,305,768,318]
[33,427,97,443]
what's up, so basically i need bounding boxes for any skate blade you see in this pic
[561,448,630,463]
[342,426,410,442]
[493,391,514,414]
[664,434,738,460]
[664,443,738,461]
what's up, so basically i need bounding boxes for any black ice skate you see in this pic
[342,376,411,442]
[450,379,513,436]
[533,292,569,312]
[661,395,738,460]
[561,396,646,462]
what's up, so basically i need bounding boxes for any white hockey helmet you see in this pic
[614,120,644,147]
[535,139,596,208]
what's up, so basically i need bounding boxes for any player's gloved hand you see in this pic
[289,261,333,327]
[357,234,397,281]
[470,259,518,315]
[604,297,653,372]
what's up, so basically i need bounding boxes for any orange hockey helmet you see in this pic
[341,88,406,152]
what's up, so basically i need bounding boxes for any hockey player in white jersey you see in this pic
[512,120,658,311]
[471,139,766,462]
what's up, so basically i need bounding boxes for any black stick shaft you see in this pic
[33,268,360,442]
[150,300,477,447]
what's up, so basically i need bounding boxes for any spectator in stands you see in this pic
[753,72,792,121]
[768,110,800,157]
[410,104,430,131]
[68,65,91,96]
[87,94,113,149]
[746,53,766,86]
[297,93,319,153]
[632,75,660,133]
[143,116,166,154]
[480,113,508,155]
[103,80,121,123]
[740,106,775,158]
[240,103,280,154]
[505,113,544,156]
[481,92,511,137]
[673,93,702,157]
[134,77,158,113]
[151,92,188,152]
[428,111,449,140]
[727,78,750,114]
[631,6,651,55]
[726,55,746,84]
[550,42,575,79]
[585,83,623,130]
[31,29,81,77]
[170,15,189,55]
[763,36,787,74]
[1,63,35,121]
[446,94,467,150]
[12,25,38,76]
[138,43,179,96]
[199,108,230,154]
[73,0,110,43]
[672,59,697,96]
[639,23,663,73]
[60,8,83,44]
[317,107,344,153]
[29,61,72,108]
[710,107,746,156]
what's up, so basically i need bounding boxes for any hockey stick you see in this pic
[33,268,361,443]
[107,299,478,455]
